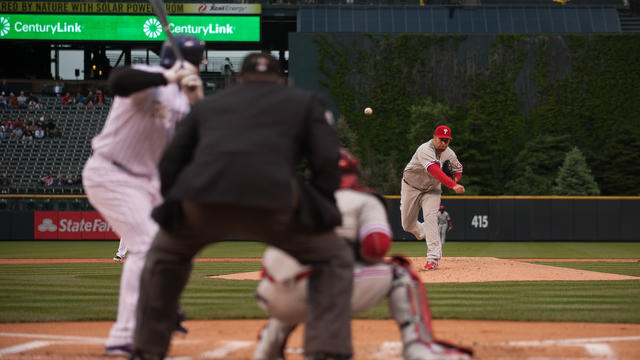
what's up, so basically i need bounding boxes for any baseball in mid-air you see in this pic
[364,107,373,115]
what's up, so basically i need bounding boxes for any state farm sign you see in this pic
[34,211,119,239]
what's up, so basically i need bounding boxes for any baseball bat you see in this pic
[148,0,183,62]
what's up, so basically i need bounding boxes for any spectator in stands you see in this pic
[11,125,23,140]
[61,92,72,106]
[44,118,56,136]
[17,91,27,109]
[49,125,61,138]
[37,116,45,128]
[54,173,64,186]
[28,92,42,110]
[8,92,19,108]
[15,117,24,130]
[34,125,45,139]
[0,91,6,109]
[0,125,6,140]
[0,172,9,187]
[96,89,105,106]
[0,79,8,95]
[76,92,86,108]
[86,90,95,105]
[53,82,63,97]
[40,172,54,186]
[64,173,76,186]
[27,117,37,133]
[22,128,33,142]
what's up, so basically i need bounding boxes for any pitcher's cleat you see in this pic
[421,261,438,271]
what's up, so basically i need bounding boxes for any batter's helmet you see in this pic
[160,35,206,69]
[440,205,445,210]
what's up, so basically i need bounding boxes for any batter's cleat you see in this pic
[404,341,471,360]
[113,255,123,262]
[104,343,133,357]
[421,261,438,271]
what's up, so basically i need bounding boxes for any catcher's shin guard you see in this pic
[388,256,435,344]
[388,256,472,360]
[253,318,296,360]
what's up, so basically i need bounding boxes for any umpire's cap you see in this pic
[160,35,206,69]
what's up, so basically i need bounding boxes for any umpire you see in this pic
[132,53,354,360]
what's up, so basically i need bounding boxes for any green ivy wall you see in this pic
[288,33,640,195]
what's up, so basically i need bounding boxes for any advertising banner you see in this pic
[0,2,261,15]
[0,13,260,41]
[34,211,119,240]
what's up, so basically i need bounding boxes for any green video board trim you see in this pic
[0,14,260,41]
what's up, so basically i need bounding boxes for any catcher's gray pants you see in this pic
[400,180,442,261]
[134,201,354,357]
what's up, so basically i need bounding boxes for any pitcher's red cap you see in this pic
[434,125,452,139]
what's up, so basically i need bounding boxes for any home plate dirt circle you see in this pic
[1,257,639,359]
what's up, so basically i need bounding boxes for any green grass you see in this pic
[2,240,639,259]
[0,241,268,259]
[1,241,639,323]
[533,261,640,277]
[1,260,639,323]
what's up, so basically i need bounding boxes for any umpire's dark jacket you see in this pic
[152,80,341,233]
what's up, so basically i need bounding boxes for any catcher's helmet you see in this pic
[160,35,206,69]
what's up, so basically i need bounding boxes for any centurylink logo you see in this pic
[143,18,162,38]
[0,17,9,37]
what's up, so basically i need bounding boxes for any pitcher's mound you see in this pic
[210,257,640,283]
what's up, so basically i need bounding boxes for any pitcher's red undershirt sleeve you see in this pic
[427,163,457,189]
[454,172,462,182]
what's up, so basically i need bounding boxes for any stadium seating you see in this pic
[0,96,112,194]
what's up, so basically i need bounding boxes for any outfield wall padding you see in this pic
[0,198,638,241]
[387,197,639,242]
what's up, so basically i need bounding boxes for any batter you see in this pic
[82,35,205,357]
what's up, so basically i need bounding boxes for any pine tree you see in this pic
[504,135,572,195]
[552,147,600,196]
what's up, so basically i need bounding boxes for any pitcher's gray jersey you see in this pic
[403,139,462,192]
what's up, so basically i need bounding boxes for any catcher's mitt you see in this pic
[442,160,456,181]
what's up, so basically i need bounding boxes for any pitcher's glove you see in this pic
[442,160,456,181]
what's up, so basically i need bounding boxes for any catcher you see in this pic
[253,149,472,360]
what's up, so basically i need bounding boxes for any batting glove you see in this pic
[180,74,204,104]
[163,60,198,84]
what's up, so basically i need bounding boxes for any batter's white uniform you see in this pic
[401,139,462,262]
[82,64,191,348]
[437,210,451,244]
